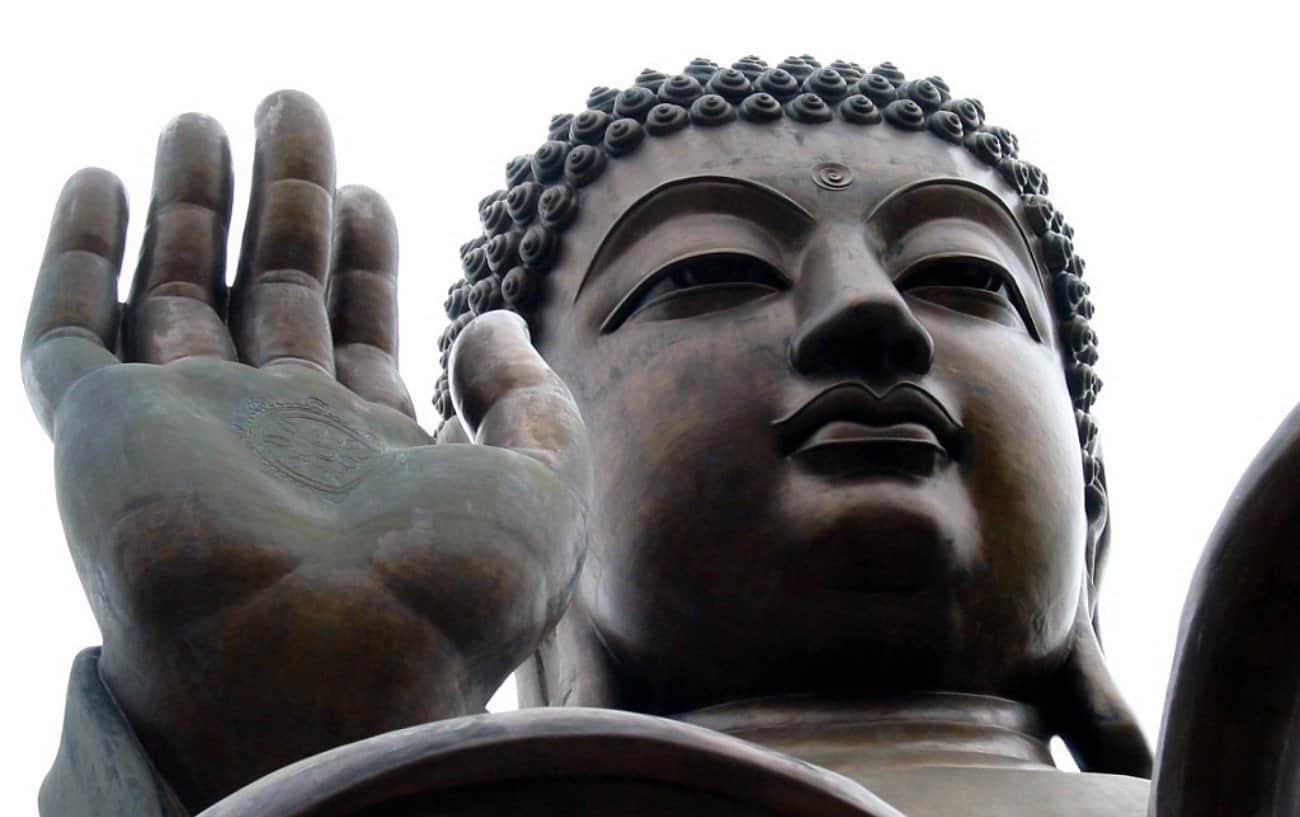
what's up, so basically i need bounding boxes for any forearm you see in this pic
[99,583,487,812]
[1151,402,1300,816]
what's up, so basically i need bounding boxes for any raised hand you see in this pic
[22,92,589,811]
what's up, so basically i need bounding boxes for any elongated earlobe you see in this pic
[1045,589,1153,777]
[517,595,628,710]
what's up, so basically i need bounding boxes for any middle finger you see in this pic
[229,90,336,374]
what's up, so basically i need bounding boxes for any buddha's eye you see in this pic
[897,255,1030,332]
[604,252,789,331]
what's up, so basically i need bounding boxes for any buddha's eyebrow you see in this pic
[866,176,1055,340]
[575,176,814,299]
[866,177,1042,278]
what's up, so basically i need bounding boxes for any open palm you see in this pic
[22,92,589,810]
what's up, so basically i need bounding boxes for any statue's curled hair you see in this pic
[436,55,1110,615]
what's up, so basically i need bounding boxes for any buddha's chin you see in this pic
[781,460,980,595]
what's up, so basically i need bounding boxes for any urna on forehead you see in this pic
[542,117,1023,230]
[436,53,1111,611]
[514,120,1055,340]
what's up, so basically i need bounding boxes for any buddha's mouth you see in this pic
[772,382,964,474]
[798,419,945,452]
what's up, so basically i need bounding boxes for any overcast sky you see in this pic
[3,2,1297,812]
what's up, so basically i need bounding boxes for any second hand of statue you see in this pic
[20,91,592,811]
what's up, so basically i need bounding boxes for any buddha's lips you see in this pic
[798,420,946,456]
[771,382,964,461]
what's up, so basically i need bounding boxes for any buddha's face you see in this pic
[532,120,1086,712]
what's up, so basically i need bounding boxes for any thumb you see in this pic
[448,311,591,497]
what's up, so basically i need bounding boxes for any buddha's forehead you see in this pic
[553,119,1022,280]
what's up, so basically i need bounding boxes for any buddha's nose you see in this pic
[788,230,934,379]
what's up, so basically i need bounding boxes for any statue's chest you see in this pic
[848,766,1149,817]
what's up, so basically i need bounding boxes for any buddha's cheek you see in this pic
[930,316,1086,670]
[554,308,797,653]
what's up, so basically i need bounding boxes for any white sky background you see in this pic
[2,1,1297,810]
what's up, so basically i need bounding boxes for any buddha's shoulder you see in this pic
[204,708,1147,817]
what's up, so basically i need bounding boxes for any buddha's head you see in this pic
[437,56,1145,774]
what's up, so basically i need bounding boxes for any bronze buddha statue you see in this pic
[22,56,1300,817]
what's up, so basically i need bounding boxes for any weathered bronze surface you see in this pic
[22,57,1300,817]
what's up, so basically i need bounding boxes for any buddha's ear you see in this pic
[434,413,471,444]
[1045,584,1153,777]
[517,592,632,710]
[1084,441,1111,633]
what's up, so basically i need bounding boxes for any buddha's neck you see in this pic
[673,692,1056,780]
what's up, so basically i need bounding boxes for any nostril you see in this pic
[787,337,803,374]
[789,291,934,377]
[894,333,935,374]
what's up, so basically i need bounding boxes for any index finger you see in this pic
[328,186,413,416]
[22,168,126,434]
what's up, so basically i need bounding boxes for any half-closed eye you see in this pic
[603,252,790,331]
[897,254,1032,333]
